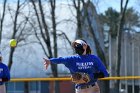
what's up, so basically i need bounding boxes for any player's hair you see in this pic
[86,45,92,54]
[80,39,92,54]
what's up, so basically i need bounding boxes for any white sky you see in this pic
[0,0,139,13]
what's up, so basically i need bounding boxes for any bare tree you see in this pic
[115,0,129,92]
[49,0,61,93]
[0,0,7,43]
[7,0,31,93]
[30,0,60,93]
[72,0,83,38]
[30,0,57,76]
[49,0,58,77]
[7,0,27,71]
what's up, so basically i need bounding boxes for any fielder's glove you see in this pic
[71,72,90,84]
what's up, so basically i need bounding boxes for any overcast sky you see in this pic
[0,0,139,13]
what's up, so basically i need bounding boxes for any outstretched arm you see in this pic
[43,56,70,69]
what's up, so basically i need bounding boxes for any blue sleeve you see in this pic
[3,65,10,81]
[50,57,70,64]
[94,56,109,77]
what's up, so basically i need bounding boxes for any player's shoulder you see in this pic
[64,54,79,59]
[88,54,101,61]
[88,54,98,58]
[0,62,8,68]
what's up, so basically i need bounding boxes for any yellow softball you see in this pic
[9,39,17,47]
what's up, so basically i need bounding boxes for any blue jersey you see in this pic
[0,62,10,85]
[49,54,109,87]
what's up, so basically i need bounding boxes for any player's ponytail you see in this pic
[80,39,92,54]
[86,45,92,54]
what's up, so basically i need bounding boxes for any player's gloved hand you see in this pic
[71,72,90,84]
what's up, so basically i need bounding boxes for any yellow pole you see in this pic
[10,76,140,82]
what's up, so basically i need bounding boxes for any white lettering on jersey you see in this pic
[76,62,94,69]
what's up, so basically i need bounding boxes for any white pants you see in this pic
[75,82,100,93]
[0,84,6,93]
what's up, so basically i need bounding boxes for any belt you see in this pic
[76,83,95,89]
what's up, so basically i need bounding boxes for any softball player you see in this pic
[44,39,109,93]
[0,52,10,93]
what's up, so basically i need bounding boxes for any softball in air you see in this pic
[9,39,17,47]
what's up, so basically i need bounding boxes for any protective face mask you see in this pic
[74,44,85,55]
